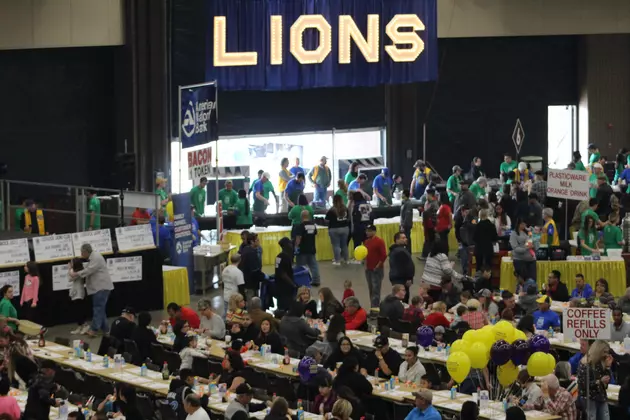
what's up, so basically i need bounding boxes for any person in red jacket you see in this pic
[364,224,387,310]
[167,302,201,329]
[342,296,367,330]
[423,301,451,329]
[435,193,453,244]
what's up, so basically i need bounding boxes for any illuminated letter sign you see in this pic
[290,15,332,65]
[385,14,425,62]
[338,15,380,64]
[201,0,438,90]
[213,17,258,66]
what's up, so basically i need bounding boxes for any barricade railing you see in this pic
[0,179,161,245]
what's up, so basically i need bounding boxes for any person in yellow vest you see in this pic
[513,162,533,184]
[541,207,560,247]
[20,199,46,235]
[277,157,294,212]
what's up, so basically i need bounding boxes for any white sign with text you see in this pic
[0,271,20,296]
[562,307,611,341]
[0,238,30,266]
[33,234,74,262]
[547,169,590,200]
[115,225,155,252]
[107,256,143,283]
[72,229,113,257]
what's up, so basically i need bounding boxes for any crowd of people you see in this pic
[1,147,630,420]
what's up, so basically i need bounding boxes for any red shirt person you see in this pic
[363,224,387,308]
[423,301,451,329]
[167,302,200,329]
[130,208,151,225]
[343,296,368,330]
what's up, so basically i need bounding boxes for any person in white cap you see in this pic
[252,171,277,217]
[589,162,608,198]
[308,156,332,203]
[513,162,533,184]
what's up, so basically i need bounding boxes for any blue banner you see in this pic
[180,83,218,149]
[205,0,437,90]
[171,193,195,292]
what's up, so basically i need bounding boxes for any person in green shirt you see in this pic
[218,180,239,211]
[578,215,600,256]
[288,194,314,239]
[190,177,208,216]
[588,143,600,170]
[499,153,518,181]
[602,215,623,255]
[14,199,25,232]
[613,150,627,184]
[86,190,101,230]
[335,179,348,205]
[469,177,487,200]
[234,189,253,227]
[0,285,18,331]
[252,172,278,215]
[580,198,602,229]
[572,151,586,171]
[344,161,360,185]
[446,165,463,202]
[156,177,170,212]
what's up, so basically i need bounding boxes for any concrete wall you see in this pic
[439,0,630,38]
[0,0,123,50]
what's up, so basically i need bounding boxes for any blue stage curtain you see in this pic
[205,0,437,90]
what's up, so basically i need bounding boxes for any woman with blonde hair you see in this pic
[296,286,317,317]
[330,398,353,420]
[423,301,451,329]
[226,293,248,325]
[577,340,612,420]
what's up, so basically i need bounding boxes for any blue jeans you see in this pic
[329,227,349,262]
[314,186,327,203]
[586,400,609,420]
[91,290,110,333]
[296,253,320,285]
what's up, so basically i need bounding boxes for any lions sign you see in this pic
[179,82,218,149]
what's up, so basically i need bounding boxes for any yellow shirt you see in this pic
[278,168,292,192]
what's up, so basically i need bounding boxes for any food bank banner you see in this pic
[205,0,437,90]
[180,82,218,149]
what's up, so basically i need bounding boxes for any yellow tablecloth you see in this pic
[162,266,190,308]
[500,257,626,297]
[225,221,457,266]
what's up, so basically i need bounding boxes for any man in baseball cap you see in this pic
[253,171,278,216]
[408,389,440,419]
[533,295,561,331]
[366,335,402,379]
[110,306,137,342]
[225,383,269,419]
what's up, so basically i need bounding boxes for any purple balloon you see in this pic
[529,334,551,354]
[490,340,513,366]
[416,326,434,348]
[511,339,531,366]
[298,356,318,382]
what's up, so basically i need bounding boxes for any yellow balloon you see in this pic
[497,361,519,386]
[354,245,368,261]
[545,353,557,376]
[513,329,527,342]
[477,327,495,349]
[462,329,477,343]
[447,351,471,384]
[451,339,470,354]
[494,320,515,343]
[527,352,550,377]
[468,342,489,369]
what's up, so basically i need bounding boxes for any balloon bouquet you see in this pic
[417,321,556,395]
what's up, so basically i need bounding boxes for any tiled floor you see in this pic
[45,254,449,350]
